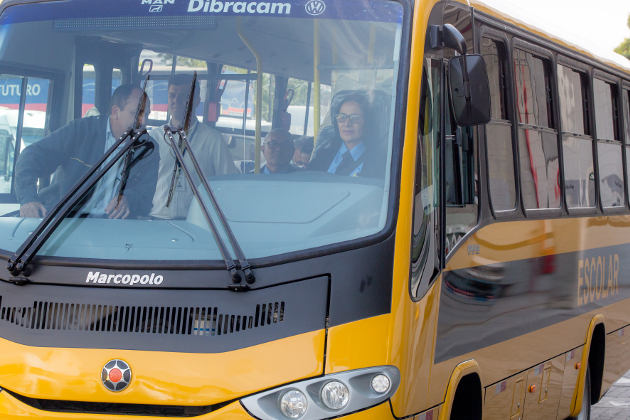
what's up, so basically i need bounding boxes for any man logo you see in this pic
[102,359,132,392]
[150,4,163,11]
[305,0,325,15]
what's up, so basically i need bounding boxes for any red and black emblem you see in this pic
[101,359,132,392]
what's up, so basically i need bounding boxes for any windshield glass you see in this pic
[0,0,403,262]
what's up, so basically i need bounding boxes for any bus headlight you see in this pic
[371,374,391,394]
[320,381,349,410]
[279,390,308,419]
[241,366,400,420]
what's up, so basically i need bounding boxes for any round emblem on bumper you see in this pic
[101,359,132,392]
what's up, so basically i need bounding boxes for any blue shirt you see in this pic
[327,142,366,176]
[82,117,124,216]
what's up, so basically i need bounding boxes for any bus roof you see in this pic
[464,0,630,76]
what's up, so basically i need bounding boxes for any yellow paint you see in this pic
[447,217,630,272]
[571,315,605,417]
[0,330,324,405]
[325,314,390,374]
[386,0,441,417]
[313,20,320,141]
[437,360,482,420]
[236,17,263,173]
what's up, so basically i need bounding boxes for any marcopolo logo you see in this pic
[86,271,164,286]
[188,0,291,14]
[305,0,325,15]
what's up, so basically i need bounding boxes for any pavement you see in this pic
[592,370,630,419]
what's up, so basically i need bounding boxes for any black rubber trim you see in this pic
[3,388,231,417]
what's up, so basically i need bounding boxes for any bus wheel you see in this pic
[574,365,591,420]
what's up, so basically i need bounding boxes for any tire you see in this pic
[573,365,591,420]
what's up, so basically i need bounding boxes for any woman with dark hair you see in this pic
[308,91,386,178]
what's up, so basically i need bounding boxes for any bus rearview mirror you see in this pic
[448,54,491,127]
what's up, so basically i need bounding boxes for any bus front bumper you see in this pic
[0,390,396,420]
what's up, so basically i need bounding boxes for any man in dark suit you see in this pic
[15,84,158,219]
[249,128,300,174]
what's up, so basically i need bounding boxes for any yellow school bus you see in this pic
[0,0,627,419]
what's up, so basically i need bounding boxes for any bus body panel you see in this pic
[0,330,325,404]
[325,314,391,374]
[421,216,630,417]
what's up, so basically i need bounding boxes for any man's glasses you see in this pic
[264,140,292,150]
[335,113,364,124]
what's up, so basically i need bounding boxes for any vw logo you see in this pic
[101,359,132,392]
[305,0,325,15]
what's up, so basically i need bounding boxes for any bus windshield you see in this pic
[0,0,404,263]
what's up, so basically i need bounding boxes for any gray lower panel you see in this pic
[0,276,328,353]
[436,243,630,363]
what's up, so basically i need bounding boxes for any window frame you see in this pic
[555,56,598,214]
[0,64,63,204]
[480,26,520,219]
[593,70,625,214]
[620,81,630,212]
[511,38,562,219]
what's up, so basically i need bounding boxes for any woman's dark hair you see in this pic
[331,91,375,145]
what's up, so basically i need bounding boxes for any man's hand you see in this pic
[20,201,47,218]
[105,195,131,219]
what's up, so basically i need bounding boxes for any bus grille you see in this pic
[0,298,285,336]
[0,276,328,352]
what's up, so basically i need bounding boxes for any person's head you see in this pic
[167,74,201,126]
[262,129,294,173]
[334,95,368,150]
[109,84,150,139]
[294,136,314,168]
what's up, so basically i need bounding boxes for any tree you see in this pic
[615,15,630,60]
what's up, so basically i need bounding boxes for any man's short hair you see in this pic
[265,128,293,144]
[110,83,143,113]
[168,74,201,98]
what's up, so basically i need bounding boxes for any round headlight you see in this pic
[371,374,391,394]
[279,389,308,419]
[320,380,350,410]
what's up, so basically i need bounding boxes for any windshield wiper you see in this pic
[116,90,155,207]
[164,72,255,291]
[5,76,152,282]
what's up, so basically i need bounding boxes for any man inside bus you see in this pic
[308,91,386,178]
[150,74,238,220]
[249,128,300,174]
[15,84,158,219]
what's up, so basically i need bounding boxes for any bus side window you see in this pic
[624,88,630,201]
[0,75,53,202]
[513,49,561,210]
[481,37,516,213]
[594,78,624,208]
[558,65,595,209]
[444,89,478,255]
[411,60,440,299]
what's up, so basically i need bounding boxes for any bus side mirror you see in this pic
[448,54,491,127]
